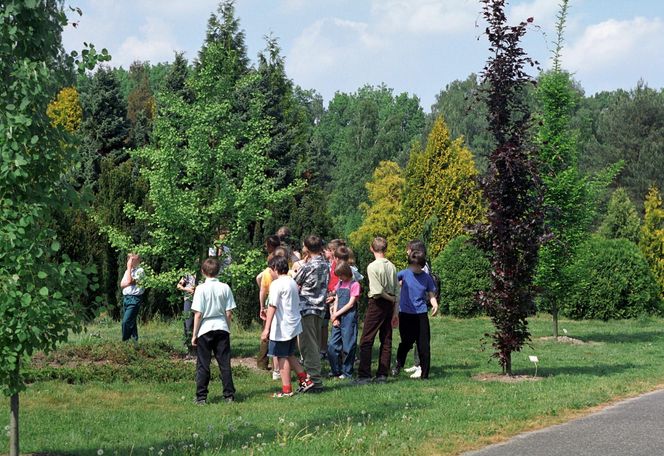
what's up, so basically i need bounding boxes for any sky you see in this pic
[61,0,664,111]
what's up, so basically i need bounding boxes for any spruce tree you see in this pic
[400,117,485,260]
[126,61,155,147]
[164,51,191,100]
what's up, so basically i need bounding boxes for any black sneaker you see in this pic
[352,377,372,386]
[194,399,207,406]
[373,375,387,384]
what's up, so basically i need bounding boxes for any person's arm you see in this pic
[176,277,186,292]
[428,292,439,316]
[256,271,263,287]
[391,270,401,328]
[191,311,202,346]
[333,296,357,319]
[120,257,134,289]
[226,310,233,324]
[260,305,277,342]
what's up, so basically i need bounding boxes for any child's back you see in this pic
[269,275,302,341]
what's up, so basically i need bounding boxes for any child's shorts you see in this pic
[268,337,298,357]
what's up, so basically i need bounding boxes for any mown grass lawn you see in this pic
[2,314,664,455]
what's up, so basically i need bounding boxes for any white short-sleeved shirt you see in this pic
[268,275,302,342]
[191,278,236,337]
[122,267,145,296]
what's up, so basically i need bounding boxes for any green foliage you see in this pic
[320,85,425,237]
[428,74,494,173]
[400,117,485,261]
[431,236,491,318]
[350,160,404,262]
[598,188,641,243]
[0,0,106,398]
[562,236,662,320]
[126,61,155,147]
[163,51,192,100]
[99,2,296,326]
[46,86,83,133]
[640,187,664,297]
[79,67,130,187]
[581,82,664,206]
[533,1,619,334]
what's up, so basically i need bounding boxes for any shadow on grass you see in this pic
[40,394,429,455]
[516,363,638,378]
[577,331,664,344]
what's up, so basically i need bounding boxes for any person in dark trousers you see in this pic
[191,257,236,404]
[120,253,145,342]
[392,250,439,379]
[355,237,399,384]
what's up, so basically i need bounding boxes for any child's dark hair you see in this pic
[276,226,291,242]
[334,261,353,279]
[408,250,426,267]
[273,246,288,258]
[371,236,388,253]
[327,238,345,251]
[334,245,356,265]
[266,235,281,251]
[304,235,323,253]
[269,255,289,275]
[407,239,427,254]
[202,257,221,277]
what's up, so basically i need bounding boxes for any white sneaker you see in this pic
[404,365,419,374]
[409,366,422,378]
[272,370,281,380]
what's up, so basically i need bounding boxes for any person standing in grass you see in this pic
[293,235,330,392]
[392,250,439,380]
[177,269,197,356]
[326,261,360,379]
[261,256,315,397]
[191,257,236,404]
[355,237,399,384]
[256,235,282,373]
[120,253,145,342]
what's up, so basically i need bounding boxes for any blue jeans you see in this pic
[122,295,142,341]
[327,308,358,377]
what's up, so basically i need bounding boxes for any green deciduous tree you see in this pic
[319,86,425,237]
[400,117,485,260]
[640,187,664,297]
[0,2,108,454]
[46,86,83,133]
[598,188,641,243]
[534,0,619,337]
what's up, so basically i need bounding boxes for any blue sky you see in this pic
[62,0,664,110]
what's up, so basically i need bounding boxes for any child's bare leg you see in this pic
[279,356,292,386]
[289,355,305,375]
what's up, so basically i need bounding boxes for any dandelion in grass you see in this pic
[97,450,104,456]
[278,417,285,424]
[289,422,295,427]
[256,433,262,438]
[380,430,388,438]
[204,442,209,448]
[4,425,9,431]
[193,433,199,439]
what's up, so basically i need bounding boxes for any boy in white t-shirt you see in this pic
[191,258,237,404]
[261,256,315,397]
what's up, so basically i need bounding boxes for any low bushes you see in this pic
[562,236,662,320]
[432,236,491,317]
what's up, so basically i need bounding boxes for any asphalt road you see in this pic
[463,389,664,456]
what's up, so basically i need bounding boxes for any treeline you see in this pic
[50,1,664,325]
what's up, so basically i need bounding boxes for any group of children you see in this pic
[172,228,438,403]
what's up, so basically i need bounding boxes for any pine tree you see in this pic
[598,188,641,243]
[164,51,191,100]
[126,61,155,147]
[640,187,664,297]
[350,160,405,262]
[400,117,485,260]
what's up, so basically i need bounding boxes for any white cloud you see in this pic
[509,0,560,28]
[563,17,664,73]
[116,17,180,67]
[372,0,477,35]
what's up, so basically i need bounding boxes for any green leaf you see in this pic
[38,271,48,279]
[39,287,49,297]
[31,135,39,144]
[51,241,61,252]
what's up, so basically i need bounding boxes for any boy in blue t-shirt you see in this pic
[393,250,438,379]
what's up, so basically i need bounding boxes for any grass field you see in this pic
[2,314,664,455]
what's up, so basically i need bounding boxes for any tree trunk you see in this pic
[504,352,512,376]
[552,302,559,338]
[9,392,19,456]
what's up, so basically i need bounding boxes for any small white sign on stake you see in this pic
[529,355,539,377]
